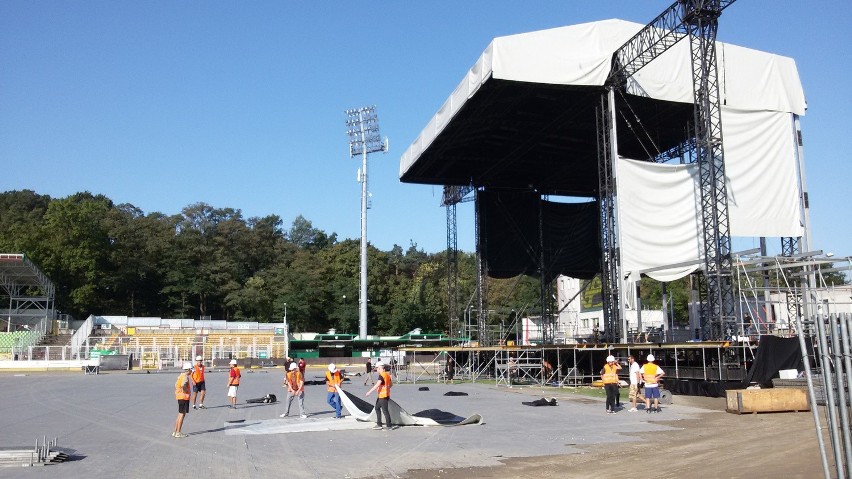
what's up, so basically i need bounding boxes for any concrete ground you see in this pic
[0,367,822,478]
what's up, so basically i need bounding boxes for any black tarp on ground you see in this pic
[338,389,483,426]
[479,189,600,281]
[245,394,277,404]
[522,397,558,406]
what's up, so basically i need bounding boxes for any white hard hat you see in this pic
[606,355,615,363]
[328,363,337,372]
[195,355,203,361]
[289,363,298,371]
[647,354,655,362]
[230,359,238,365]
[182,362,192,370]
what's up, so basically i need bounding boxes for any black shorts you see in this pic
[178,399,190,414]
[193,381,206,392]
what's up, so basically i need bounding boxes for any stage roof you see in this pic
[399,19,806,195]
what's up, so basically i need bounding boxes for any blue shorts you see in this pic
[193,381,206,392]
[645,386,661,399]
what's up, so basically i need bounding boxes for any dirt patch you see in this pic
[404,395,828,479]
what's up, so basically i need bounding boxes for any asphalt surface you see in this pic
[0,367,713,478]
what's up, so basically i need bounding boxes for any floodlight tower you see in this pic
[345,106,388,339]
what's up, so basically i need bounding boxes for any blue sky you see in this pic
[1,1,849,258]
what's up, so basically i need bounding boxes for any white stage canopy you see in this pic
[400,19,807,282]
[401,19,806,178]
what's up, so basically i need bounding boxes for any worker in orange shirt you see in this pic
[601,355,621,414]
[366,361,393,430]
[173,362,192,438]
[191,355,206,410]
[326,363,343,418]
[280,363,307,418]
[227,359,241,409]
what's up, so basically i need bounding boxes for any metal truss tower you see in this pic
[345,106,388,339]
[599,0,737,341]
[442,185,474,341]
[596,91,623,342]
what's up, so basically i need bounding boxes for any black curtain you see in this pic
[740,335,807,388]
[479,189,600,281]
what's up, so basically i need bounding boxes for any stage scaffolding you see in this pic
[398,340,753,388]
[732,250,851,339]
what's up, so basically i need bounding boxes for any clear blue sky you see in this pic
[1,1,849,258]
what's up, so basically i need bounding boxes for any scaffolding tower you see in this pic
[598,0,738,342]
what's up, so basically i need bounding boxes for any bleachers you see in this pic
[116,329,281,362]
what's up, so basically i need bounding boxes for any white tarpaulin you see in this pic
[618,158,703,282]
[723,108,803,237]
[619,109,803,280]
[338,387,483,427]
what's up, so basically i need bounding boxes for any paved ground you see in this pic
[0,367,825,478]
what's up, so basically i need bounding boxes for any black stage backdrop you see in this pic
[479,189,600,282]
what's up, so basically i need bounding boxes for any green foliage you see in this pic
[639,276,692,324]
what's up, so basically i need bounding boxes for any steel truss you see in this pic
[474,189,489,345]
[599,0,737,342]
[781,236,803,323]
[442,185,474,340]
[596,93,622,343]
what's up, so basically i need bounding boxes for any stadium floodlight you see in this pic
[345,106,388,339]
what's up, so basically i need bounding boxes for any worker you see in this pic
[326,363,343,418]
[280,362,307,418]
[366,361,393,430]
[364,358,374,385]
[627,355,645,412]
[642,354,666,413]
[601,355,621,414]
[173,362,192,438]
[227,359,241,409]
[191,355,206,410]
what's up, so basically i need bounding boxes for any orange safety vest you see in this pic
[601,364,619,384]
[326,370,342,392]
[377,371,392,399]
[287,370,303,391]
[191,364,205,383]
[643,363,659,384]
[175,372,190,400]
[229,367,241,386]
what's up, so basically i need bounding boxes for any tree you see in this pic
[288,215,337,250]
[38,192,114,317]
[0,190,51,254]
